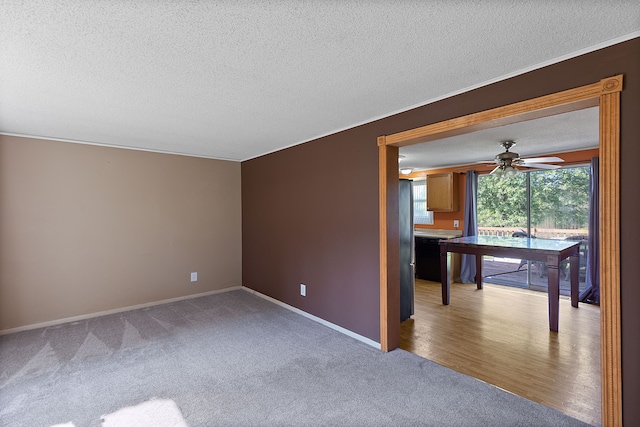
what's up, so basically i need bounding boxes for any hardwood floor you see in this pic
[401,279,601,426]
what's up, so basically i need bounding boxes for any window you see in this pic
[477,166,590,293]
[412,179,434,225]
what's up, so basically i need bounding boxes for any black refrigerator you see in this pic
[399,179,415,322]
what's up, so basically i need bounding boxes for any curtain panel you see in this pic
[460,171,478,283]
[579,157,600,304]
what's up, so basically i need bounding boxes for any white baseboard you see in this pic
[0,286,242,336]
[2,286,383,351]
[242,286,381,350]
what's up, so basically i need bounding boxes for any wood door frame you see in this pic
[378,75,623,426]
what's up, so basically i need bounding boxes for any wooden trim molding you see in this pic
[599,88,622,427]
[378,75,623,426]
[378,137,389,351]
[378,137,400,351]
[385,86,599,148]
[600,75,623,94]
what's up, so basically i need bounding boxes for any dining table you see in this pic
[439,235,581,332]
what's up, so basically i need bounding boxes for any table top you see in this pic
[440,235,580,252]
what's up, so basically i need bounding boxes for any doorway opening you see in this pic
[378,75,622,426]
[397,114,599,423]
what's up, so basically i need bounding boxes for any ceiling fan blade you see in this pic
[520,156,564,164]
[489,165,501,175]
[519,163,561,170]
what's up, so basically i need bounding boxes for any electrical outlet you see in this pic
[190,272,197,282]
[300,283,306,297]
[453,220,459,228]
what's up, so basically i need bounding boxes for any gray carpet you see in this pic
[0,289,590,427]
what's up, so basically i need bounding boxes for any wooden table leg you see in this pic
[441,249,450,305]
[547,255,560,332]
[475,254,483,289]
[570,254,579,308]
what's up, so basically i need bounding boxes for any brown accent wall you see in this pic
[0,135,242,330]
[242,38,640,424]
[242,126,382,340]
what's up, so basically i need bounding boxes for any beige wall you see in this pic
[0,135,242,330]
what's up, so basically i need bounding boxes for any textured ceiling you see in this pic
[1,1,638,161]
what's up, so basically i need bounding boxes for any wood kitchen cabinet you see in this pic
[426,172,459,212]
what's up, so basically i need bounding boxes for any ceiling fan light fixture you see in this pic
[400,167,413,175]
[491,163,519,178]
[503,165,519,177]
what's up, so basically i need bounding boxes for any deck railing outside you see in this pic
[477,226,588,240]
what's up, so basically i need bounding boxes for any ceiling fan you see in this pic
[478,141,564,177]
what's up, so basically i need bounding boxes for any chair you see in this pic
[512,230,549,277]
[560,235,588,281]
[512,230,536,272]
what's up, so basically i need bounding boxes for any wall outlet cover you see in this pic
[190,272,197,282]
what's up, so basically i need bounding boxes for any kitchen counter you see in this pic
[414,229,462,240]
[414,229,462,282]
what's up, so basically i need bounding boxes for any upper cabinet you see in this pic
[427,172,459,212]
